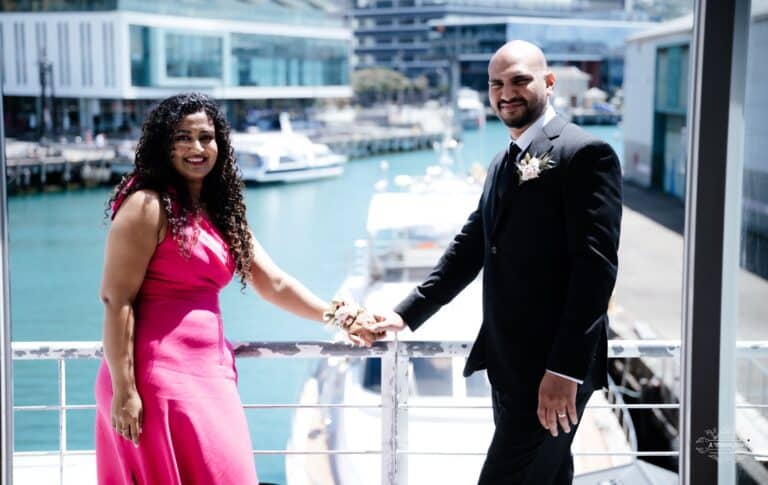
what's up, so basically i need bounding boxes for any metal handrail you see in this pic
[11,339,768,484]
[15,338,768,360]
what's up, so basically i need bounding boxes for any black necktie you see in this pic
[496,142,521,199]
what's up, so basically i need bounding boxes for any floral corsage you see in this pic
[516,152,557,184]
[323,298,367,330]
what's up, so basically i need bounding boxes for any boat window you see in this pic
[412,358,453,396]
[380,266,434,282]
[465,368,491,397]
[370,225,457,282]
[236,151,263,167]
[362,357,381,393]
[362,357,466,397]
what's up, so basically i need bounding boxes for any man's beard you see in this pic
[497,100,542,128]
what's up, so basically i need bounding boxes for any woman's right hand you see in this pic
[111,387,143,446]
[346,312,387,347]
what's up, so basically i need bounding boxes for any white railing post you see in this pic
[381,338,409,485]
[58,360,67,485]
[396,340,408,485]
[381,344,395,485]
[0,56,13,485]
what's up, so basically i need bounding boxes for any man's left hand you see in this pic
[537,372,578,437]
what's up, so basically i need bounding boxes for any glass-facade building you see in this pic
[350,0,687,92]
[430,16,656,95]
[127,27,348,89]
[0,0,352,136]
[0,0,343,25]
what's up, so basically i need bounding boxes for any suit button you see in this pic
[490,246,497,255]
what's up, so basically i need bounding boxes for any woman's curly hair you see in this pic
[107,92,254,288]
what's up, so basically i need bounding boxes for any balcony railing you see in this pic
[10,339,768,484]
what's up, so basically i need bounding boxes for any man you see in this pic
[369,40,622,484]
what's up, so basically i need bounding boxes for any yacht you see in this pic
[232,114,346,184]
[456,88,487,130]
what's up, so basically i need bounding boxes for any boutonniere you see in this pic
[515,152,557,184]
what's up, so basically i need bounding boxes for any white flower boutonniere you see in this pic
[515,152,558,184]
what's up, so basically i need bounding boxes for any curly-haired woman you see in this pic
[93,93,380,484]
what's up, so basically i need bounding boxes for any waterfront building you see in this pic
[0,0,352,137]
[350,0,680,96]
[429,15,657,97]
[622,6,768,272]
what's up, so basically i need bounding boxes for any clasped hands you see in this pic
[325,300,406,347]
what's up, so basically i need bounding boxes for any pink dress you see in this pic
[94,200,259,484]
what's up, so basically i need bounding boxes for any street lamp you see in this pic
[37,49,55,141]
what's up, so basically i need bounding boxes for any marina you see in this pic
[3,124,449,192]
[2,2,766,483]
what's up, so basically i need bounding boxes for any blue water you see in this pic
[10,121,621,483]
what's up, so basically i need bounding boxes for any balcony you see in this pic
[11,339,768,484]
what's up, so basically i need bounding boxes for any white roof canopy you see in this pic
[366,191,479,234]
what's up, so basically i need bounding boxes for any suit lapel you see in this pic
[486,151,506,229]
[490,115,567,239]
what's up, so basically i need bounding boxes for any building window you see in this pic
[165,32,223,79]
[57,23,70,86]
[14,22,27,84]
[102,22,115,87]
[34,21,46,60]
[129,25,150,87]
[79,22,93,86]
[0,0,117,12]
[231,33,348,87]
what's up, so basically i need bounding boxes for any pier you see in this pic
[607,184,768,483]
[4,140,127,192]
[3,126,448,192]
[314,129,444,159]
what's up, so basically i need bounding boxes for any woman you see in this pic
[94,92,379,484]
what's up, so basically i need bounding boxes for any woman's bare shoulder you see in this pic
[113,189,164,229]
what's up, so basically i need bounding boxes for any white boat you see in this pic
[456,88,486,130]
[286,159,488,485]
[231,115,346,184]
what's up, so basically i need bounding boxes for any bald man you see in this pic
[371,41,622,484]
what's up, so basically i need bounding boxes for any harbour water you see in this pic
[10,120,622,483]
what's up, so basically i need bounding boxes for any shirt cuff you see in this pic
[546,369,584,385]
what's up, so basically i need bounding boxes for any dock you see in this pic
[314,128,444,159]
[608,183,768,482]
[4,140,128,192]
[3,125,448,193]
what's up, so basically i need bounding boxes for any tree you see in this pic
[352,68,411,105]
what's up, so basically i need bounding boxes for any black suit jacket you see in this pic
[394,116,622,412]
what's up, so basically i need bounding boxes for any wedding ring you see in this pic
[557,412,567,418]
